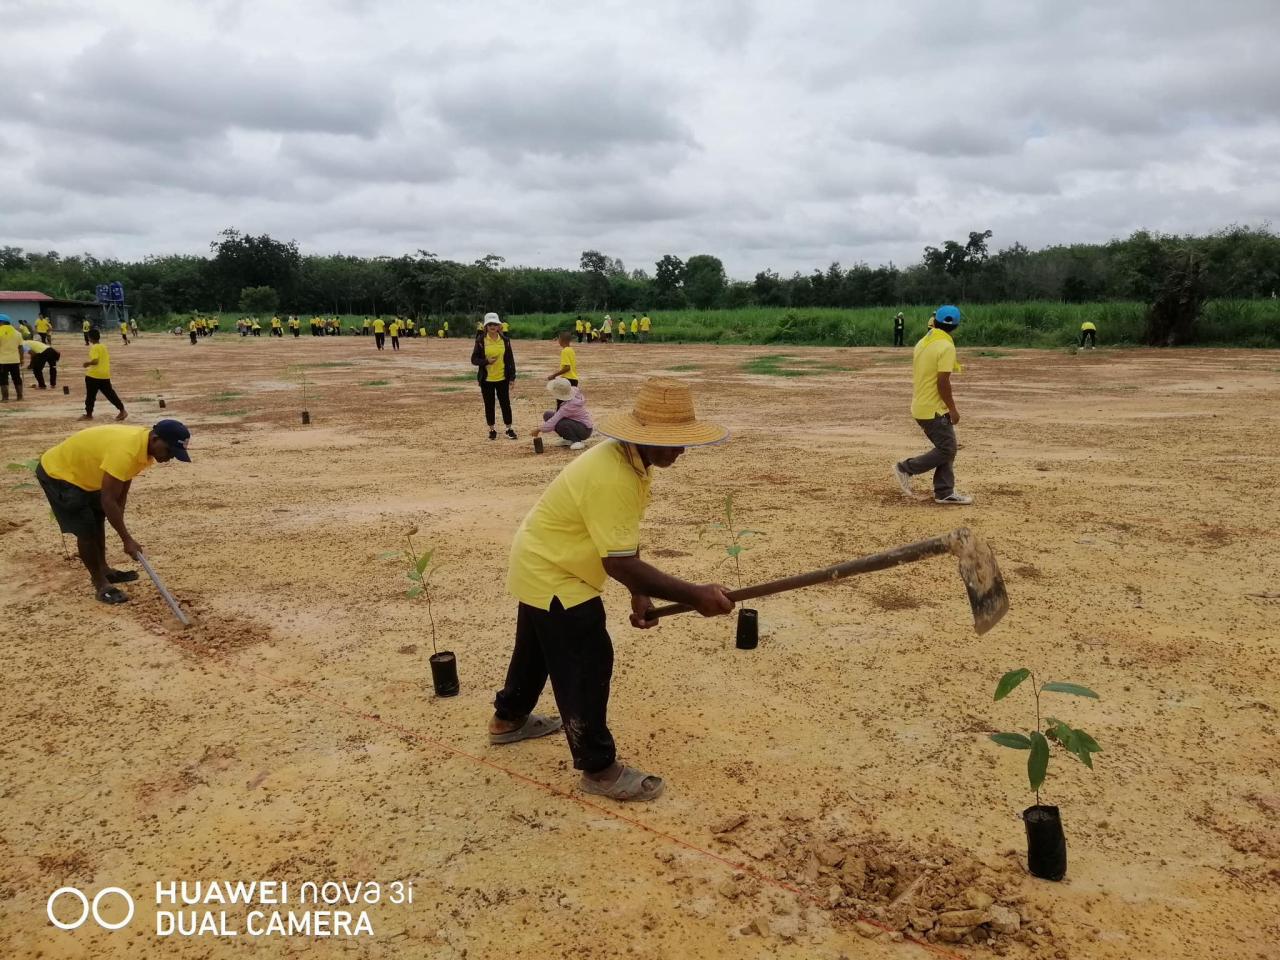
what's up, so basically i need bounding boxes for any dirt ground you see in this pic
[1,331,1277,960]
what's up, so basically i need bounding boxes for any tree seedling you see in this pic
[989,669,1101,804]
[383,527,444,655]
[702,493,763,590]
[150,368,167,408]
[287,364,311,423]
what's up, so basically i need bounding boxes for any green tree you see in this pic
[239,285,279,314]
[684,254,727,309]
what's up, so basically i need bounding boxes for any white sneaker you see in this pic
[570,441,585,450]
[892,463,914,497]
[552,437,571,447]
[934,492,974,505]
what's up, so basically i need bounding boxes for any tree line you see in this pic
[1,224,1276,320]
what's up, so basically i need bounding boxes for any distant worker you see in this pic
[35,315,52,344]
[24,338,61,389]
[892,304,972,506]
[82,318,92,345]
[36,419,191,604]
[188,318,198,345]
[81,328,127,422]
[471,312,517,441]
[251,317,262,337]
[601,315,613,343]
[129,318,139,337]
[893,312,905,347]
[639,314,651,342]
[533,378,594,450]
[373,316,386,350]
[389,318,401,351]
[0,315,24,401]
[630,315,639,339]
[547,329,580,389]
[271,316,283,337]
[501,318,510,334]
[362,317,371,336]
[289,316,300,338]
[1080,321,1097,349]
[119,321,130,346]
[19,320,32,339]
[575,316,584,343]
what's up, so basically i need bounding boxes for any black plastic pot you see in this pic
[533,436,544,454]
[1023,805,1067,880]
[158,397,166,408]
[430,651,459,697]
[735,608,759,650]
[62,385,70,395]
[301,410,310,425]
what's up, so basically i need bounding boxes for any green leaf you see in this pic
[1072,729,1102,754]
[406,570,421,582]
[989,732,1032,749]
[994,668,1031,701]
[1044,717,1074,746]
[1028,731,1049,791]
[415,549,434,576]
[726,545,742,558]
[377,550,401,560]
[1041,681,1100,699]
[723,494,734,526]
[406,585,423,599]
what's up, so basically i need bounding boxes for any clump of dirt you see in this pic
[36,849,95,881]
[1013,564,1045,580]
[734,823,1051,950]
[869,585,925,611]
[1197,524,1233,546]
[135,592,273,657]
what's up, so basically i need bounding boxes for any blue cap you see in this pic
[152,419,192,462]
[935,305,962,327]
[0,314,13,328]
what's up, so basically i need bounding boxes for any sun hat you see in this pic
[152,419,192,462]
[596,377,728,448]
[483,312,502,328]
[547,377,575,402]
[935,304,962,327]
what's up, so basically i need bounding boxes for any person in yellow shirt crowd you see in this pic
[501,319,510,334]
[81,328,127,422]
[82,318,92,345]
[405,318,415,336]
[575,316,584,343]
[372,317,386,350]
[251,317,262,337]
[639,314,651,342]
[36,419,191,604]
[418,324,428,338]
[630,316,639,339]
[188,318,198,345]
[289,316,300,337]
[1080,321,1097,349]
[436,327,445,338]
[442,320,449,337]
[361,317,371,336]
[892,304,972,506]
[584,320,594,343]
[471,313,517,440]
[210,316,220,335]
[23,338,61,389]
[616,318,626,342]
[18,320,32,339]
[0,316,25,401]
[547,329,580,391]
[35,315,53,344]
[271,316,283,337]
[389,319,401,351]
[119,320,130,346]
[488,378,734,801]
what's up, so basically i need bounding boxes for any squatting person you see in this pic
[36,420,192,604]
[472,312,517,440]
[533,377,594,450]
[488,377,734,801]
[893,304,973,505]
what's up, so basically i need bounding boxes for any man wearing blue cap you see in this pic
[893,305,973,505]
[36,420,192,604]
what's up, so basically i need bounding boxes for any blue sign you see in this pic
[95,284,110,303]
[108,281,125,303]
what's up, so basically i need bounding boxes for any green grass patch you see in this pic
[220,409,249,417]
[742,354,821,377]
[361,379,390,387]
[448,373,477,381]
[435,386,464,393]
[135,396,154,402]
[211,390,243,401]
[665,363,701,371]
[308,361,356,368]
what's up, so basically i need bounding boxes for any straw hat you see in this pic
[547,377,575,401]
[596,377,728,448]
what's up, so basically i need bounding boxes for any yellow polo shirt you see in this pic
[373,319,385,334]
[631,319,639,334]
[389,321,401,336]
[0,325,21,364]
[508,440,652,610]
[560,346,578,381]
[41,425,153,492]
[25,339,50,355]
[1081,322,1096,331]
[86,343,111,379]
[484,336,506,381]
[640,316,651,331]
[911,328,960,420]
[35,317,51,334]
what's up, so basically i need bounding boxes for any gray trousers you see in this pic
[542,410,592,442]
[901,415,956,498]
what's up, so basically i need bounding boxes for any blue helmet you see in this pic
[935,304,962,327]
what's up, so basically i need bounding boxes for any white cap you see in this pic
[547,377,574,402]
[483,312,501,327]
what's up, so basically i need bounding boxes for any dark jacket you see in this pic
[471,332,516,384]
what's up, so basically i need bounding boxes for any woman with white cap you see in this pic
[533,378,593,450]
[470,312,517,440]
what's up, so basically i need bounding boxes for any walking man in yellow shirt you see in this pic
[892,305,972,505]
[489,378,734,801]
[372,317,386,350]
[389,319,401,351]
[36,420,191,603]
[81,328,127,421]
[35,314,53,344]
[0,316,24,401]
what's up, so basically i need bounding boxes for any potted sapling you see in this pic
[396,528,457,697]
[151,368,167,408]
[288,364,311,424]
[703,494,763,649]
[989,669,1102,881]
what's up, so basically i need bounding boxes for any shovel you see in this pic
[137,551,191,626]
[646,527,1009,634]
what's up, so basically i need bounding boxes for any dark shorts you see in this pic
[36,463,105,537]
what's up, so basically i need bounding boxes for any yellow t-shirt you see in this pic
[910,328,960,420]
[508,440,652,610]
[271,317,282,329]
[86,343,111,379]
[82,320,91,332]
[289,319,299,329]
[19,323,31,338]
[501,322,510,333]
[40,425,153,492]
[0,325,21,363]
[389,322,401,336]
[35,317,51,333]
[1081,322,1097,331]
[251,320,261,329]
[362,319,371,328]
[640,316,651,331]
[631,319,639,334]
[373,319,385,334]
[25,339,50,355]
[484,336,506,382]
[437,329,444,338]
[560,346,579,381]
[575,320,583,333]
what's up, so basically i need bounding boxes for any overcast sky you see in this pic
[3,0,1278,277]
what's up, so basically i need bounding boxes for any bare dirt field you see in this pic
[2,332,1277,960]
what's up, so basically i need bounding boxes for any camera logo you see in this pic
[47,887,135,930]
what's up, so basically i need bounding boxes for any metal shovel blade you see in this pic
[947,528,1009,635]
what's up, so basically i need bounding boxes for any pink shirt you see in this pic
[543,387,594,433]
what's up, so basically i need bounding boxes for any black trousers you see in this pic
[480,378,512,426]
[85,377,123,415]
[374,332,386,349]
[894,327,904,346]
[1,363,21,397]
[494,598,616,773]
[39,333,51,344]
[1080,330,1096,347]
[32,349,60,388]
[391,336,399,350]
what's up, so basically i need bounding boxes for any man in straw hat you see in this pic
[489,378,735,801]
